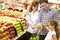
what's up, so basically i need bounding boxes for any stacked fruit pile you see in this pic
[0,10,22,18]
[0,21,10,40]
[20,18,27,32]
[4,23,17,40]
[0,21,17,40]
[0,16,24,34]
[0,16,27,40]
[0,30,10,40]
[0,8,27,40]
[14,21,23,36]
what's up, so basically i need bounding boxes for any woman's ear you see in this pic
[32,6,34,9]
[52,26,55,28]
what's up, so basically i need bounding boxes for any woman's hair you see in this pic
[49,20,59,38]
[29,1,39,12]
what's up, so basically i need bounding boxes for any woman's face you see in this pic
[32,6,38,11]
[48,23,53,30]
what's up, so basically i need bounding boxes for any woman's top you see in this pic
[45,31,56,40]
[26,11,41,33]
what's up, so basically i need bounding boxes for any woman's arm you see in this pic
[26,13,33,25]
[52,34,57,40]
[45,26,51,31]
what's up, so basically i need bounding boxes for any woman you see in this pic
[44,20,58,40]
[25,1,41,40]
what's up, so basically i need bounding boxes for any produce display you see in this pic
[0,21,11,40]
[0,16,27,40]
[0,9,22,18]
[0,9,27,40]
[0,31,10,40]
[0,16,24,35]
[20,18,27,32]
[0,15,41,40]
[4,23,17,40]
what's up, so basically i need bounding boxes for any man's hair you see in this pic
[39,0,48,4]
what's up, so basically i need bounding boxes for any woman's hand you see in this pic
[32,25,35,29]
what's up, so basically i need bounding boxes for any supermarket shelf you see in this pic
[14,32,26,40]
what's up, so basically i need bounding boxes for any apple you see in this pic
[11,34,15,37]
[33,37,36,40]
[22,23,26,27]
[9,28,14,32]
[18,32,23,35]
[36,36,39,40]
[23,26,26,29]
[16,28,21,31]
[3,36,10,40]
[9,13,18,18]
[30,37,33,40]
[37,25,41,29]
[0,34,3,39]
[10,31,15,35]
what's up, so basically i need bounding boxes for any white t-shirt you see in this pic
[45,31,56,40]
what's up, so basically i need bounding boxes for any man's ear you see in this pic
[48,3,51,6]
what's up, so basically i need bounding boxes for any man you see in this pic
[39,0,58,40]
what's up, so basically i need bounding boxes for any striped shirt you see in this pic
[39,8,58,35]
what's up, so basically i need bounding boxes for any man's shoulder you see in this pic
[38,8,43,13]
[50,7,57,12]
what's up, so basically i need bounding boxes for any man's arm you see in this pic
[54,10,58,22]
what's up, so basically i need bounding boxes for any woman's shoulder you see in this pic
[26,12,31,16]
[49,31,56,35]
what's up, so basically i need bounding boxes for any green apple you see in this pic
[16,28,21,31]
[18,32,23,35]
[37,25,41,29]
[30,37,33,40]
[3,36,10,40]
[33,37,36,40]
[17,30,22,33]
[36,36,39,40]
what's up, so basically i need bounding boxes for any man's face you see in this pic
[41,2,49,11]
